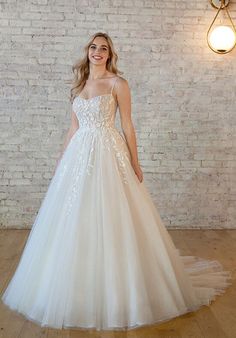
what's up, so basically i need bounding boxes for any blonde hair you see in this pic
[68,32,123,103]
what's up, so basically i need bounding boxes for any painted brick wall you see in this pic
[0,0,235,229]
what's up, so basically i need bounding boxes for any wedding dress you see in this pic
[1,76,232,331]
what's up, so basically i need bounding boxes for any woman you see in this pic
[1,31,232,332]
[54,33,143,184]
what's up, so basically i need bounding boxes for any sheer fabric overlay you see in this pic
[1,77,232,331]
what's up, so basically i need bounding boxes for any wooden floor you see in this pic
[0,229,235,338]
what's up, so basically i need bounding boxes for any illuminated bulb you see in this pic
[208,25,236,52]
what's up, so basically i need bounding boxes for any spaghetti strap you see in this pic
[111,76,119,95]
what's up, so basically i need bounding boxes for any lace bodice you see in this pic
[72,93,117,131]
[70,77,131,185]
[72,76,119,131]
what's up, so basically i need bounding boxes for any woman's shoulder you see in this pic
[107,72,126,81]
[115,75,129,91]
[112,75,130,99]
[113,75,129,87]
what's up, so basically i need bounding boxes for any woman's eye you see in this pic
[89,45,108,53]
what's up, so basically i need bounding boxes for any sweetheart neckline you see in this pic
[76,93,115,101]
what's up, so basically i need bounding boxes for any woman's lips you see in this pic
[92,55,103,60]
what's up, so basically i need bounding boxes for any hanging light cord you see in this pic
[207,0,236,36]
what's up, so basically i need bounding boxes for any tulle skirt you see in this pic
[1,128,232,330]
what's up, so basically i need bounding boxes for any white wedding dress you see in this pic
[1,76,232,331]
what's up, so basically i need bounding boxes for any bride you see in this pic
[1,31,232,331]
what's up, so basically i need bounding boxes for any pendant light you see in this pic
[207,0,236,54]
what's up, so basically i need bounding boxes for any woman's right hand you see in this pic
[131,161,143,183]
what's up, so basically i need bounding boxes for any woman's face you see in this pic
[88,36,110,67]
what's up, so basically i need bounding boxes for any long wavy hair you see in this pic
[68,32,123,103]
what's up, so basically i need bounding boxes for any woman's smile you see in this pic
[92,55,103,60]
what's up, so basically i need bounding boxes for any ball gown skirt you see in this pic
[1,82,233,331]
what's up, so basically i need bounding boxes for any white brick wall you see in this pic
[1,0,236,229]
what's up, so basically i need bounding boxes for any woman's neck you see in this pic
[88,66,110,80]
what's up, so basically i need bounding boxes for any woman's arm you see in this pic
[53,110,79,174]
[115,77,143,183]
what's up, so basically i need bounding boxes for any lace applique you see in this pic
[60,94,132,217]
[64,150,86,217]
[104,129,131,184]
[72,94,131,183]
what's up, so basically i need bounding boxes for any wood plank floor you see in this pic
[0,229,235,338]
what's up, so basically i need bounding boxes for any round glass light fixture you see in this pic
[207,0,236,54]
[208,25,236,53]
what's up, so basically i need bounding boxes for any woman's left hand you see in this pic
[132,162,143,183]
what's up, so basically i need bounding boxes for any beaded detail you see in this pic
[59,92,132,216]
[73,94,116,130]
[72,93,131,181]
